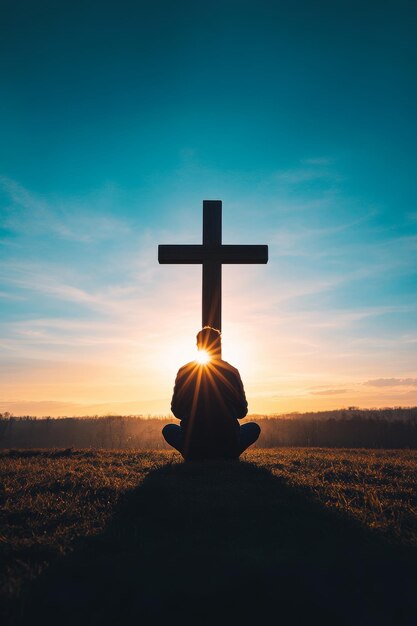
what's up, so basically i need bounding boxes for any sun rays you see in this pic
[196,349,210,365]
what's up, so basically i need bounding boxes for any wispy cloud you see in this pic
[271,157,341,186]
[302,157,333,166]
[0,261,102,305]
[1,171,417,415]
[269,211,377,257]
[268,263,397,305]
[0,290,25,300]
[310,389,348,395]
[364,378,417,387]
[274,167,341,185]
[0,176,131,243]
[294,304,417,329]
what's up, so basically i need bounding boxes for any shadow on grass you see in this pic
[21,459,417,626]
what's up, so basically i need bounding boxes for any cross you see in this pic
[158,200,268,349]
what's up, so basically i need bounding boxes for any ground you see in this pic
[1,448,417,625]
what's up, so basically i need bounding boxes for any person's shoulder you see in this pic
[215,360,240,375]
[176,361,198,376]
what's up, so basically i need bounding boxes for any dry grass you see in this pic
[251,448,417,546]
[1,448,417,624]
[0,450,173,601]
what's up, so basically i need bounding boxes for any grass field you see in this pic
[1,448,417,625]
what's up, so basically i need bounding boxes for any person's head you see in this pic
[196,326,221,359]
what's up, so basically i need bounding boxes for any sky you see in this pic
[1,0,416,416]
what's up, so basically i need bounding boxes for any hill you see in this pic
[1,448,416,625]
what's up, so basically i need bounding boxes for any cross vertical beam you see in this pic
[202,200,222,331]
[158,200,268,357]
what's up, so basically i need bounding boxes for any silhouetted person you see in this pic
[162,327,260,461]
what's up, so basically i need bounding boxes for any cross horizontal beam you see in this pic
[158,200,268,335]
[158,244,268,264]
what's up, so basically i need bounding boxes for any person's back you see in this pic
[171,358,248,460]
[162,326,260,461]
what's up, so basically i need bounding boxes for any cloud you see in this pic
[272,158,341,186]
[0,290,25,300]
[268,262,395,305]
[364,378,417,387]
[269,212,377,258]
[0,243,173,316]
[323,234,417,276]
[302,157,333,166]
[310,389,348,396]
[0,176,130,243]
[0,261,102,306]
[298,304,417,329]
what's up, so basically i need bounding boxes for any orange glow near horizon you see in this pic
[2,267,417,418]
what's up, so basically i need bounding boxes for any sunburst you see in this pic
[196,349,210,365]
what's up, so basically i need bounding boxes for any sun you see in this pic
[196,349,210,365]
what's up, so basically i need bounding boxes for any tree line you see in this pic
[1,407,417,449]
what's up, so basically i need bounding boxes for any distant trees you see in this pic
[1,407,417,450]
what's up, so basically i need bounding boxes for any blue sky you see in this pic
[1,0,416,415]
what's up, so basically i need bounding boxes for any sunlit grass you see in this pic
[250,448,417,545]
[1,448,416,622]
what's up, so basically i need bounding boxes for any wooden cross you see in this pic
[158,200,268,342]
